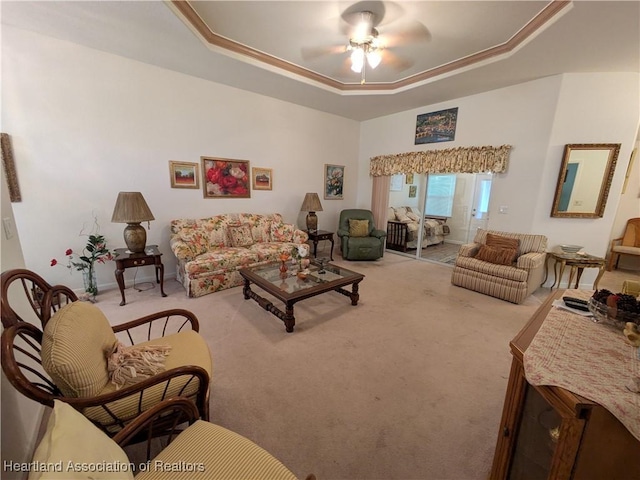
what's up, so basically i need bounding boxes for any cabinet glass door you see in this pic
[508,384,561,479]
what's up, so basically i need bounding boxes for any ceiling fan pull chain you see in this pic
[361,65,366,85]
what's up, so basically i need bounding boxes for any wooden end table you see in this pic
[113,245,167,306]
[544,251,606,290]
[306,230,334,260]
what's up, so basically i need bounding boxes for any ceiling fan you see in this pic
[301,3,430,85]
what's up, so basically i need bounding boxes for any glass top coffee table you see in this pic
[239,261,364,332]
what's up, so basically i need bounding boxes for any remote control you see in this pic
[562,298,590,312]
[562,296,588,305]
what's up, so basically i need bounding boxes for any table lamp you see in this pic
[111,192,155,253]
[300,193,323,233]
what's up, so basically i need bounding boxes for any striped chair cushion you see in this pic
[455,256,528,282]
[42,302,117,398]
[135,420,297,480]
[83,330,213,433]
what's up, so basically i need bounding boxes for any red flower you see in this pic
[50,259,58,267]
[65,248,73,256]
[220,175,238,189]
[207,167,222,184]
[229,184,248,196]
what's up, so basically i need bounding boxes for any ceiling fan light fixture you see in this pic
[350,47,365,72]
[366,49,382,69]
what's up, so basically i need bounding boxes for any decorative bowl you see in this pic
[587,297,640,329]
[560,244,583,254]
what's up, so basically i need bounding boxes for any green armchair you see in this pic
[337,209,386,260]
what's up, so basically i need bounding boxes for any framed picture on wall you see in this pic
[409,185,417,198]
[406,173,414,184]
[201,157,251,198]
[390,174,403,191]
[415,107,458,144]
[252,167,273,190]
[324,164,344,199]
[169,161,199,189]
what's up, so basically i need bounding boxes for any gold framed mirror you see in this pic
[550,143,621,218]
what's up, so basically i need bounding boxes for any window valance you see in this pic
[369,145,512,176]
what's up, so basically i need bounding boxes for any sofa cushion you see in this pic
[270,222,294,242]
[349,219,370,237]
[42,302,117,398]
[487,233,520,251]
[406,211,419,222]
[455,256,528,282]
[185,248,260,275]
[475,244,518,265]
[228,224,254,247]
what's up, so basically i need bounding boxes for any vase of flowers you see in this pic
[51,221,113,299]
[291,244,310,272]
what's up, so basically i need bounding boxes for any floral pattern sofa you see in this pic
[170,213,308,297]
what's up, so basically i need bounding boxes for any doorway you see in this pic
[386,172,493,264]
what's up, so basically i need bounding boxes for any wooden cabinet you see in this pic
[490,290,640,479]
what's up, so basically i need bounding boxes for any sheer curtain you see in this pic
[371,175,391,233]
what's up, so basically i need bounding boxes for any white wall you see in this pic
[2,26,360,291]
[360,73,639,286]
[1,164,44,477]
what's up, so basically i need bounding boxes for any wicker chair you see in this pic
[1,268,212,438]
[29,398,316,480]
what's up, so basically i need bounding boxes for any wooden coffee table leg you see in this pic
[335,280,361,306]
[283,303,295,333]
[243,278,252,299]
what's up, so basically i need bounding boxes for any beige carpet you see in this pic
[95,254,553,479]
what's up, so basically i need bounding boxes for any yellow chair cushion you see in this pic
[30,400,134,480]
[41,302,117,398]
[83,330,213,432]
[135,420,296,480]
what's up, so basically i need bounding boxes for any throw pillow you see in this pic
[270,222,294,242]
[41,302,117,398]
[227,224,254,248]
[406,212,419,222]
[475,244,518,265]
[349,219,370,237]
[486,233,520,252]
[30,400,135,480]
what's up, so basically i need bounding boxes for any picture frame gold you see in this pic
[252,167,273,191]
[406,173,414,184]
[202,157,251,198]
[169,161,199,189]
[324,164,344,200]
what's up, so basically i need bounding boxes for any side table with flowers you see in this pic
[51,224,113,301]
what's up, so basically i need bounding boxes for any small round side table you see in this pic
[545,251,606,290]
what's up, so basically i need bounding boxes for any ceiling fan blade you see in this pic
[382,21,431,48]
[382,50,414,73]
[301,44,346,61]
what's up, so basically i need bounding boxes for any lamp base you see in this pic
[306,212,318,234]
[123,223,147,253]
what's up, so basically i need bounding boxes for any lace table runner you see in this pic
[523,289,640,441]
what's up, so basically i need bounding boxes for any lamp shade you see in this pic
[111,192,155,223]
[111,192,155,253]
[300,193,323,213]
